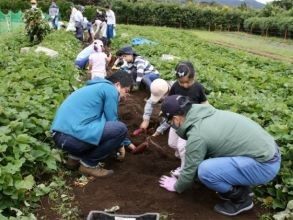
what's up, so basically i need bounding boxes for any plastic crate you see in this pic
[87,211,160,220]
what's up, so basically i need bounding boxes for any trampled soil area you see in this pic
[38,90,264,220]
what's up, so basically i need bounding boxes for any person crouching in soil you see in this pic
[115,46,160,91]
[136,61,208,177]
[88,39,111,80]
[159,95,281,216]
[51,70,135,177]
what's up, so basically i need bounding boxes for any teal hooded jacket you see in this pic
[51,78,119,145]
[175,104,277,193]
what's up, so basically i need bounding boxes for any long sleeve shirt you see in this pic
[106,9,116,25]
[175,104,277,193]
[133,56,159,82]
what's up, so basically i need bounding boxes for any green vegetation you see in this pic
[0,30,81,218]
[244,16,293,39]
[191,31,293,63]
[113,1,253,31]
[112,24,293,210]
[112,0,293,38]
[0,22,292,217]
[1,0,292,38]
[23,8,50,43]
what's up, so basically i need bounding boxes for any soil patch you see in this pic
[38,90,264,220]
[213,40,293,63]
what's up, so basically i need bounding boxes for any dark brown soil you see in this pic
[37,90,264,220]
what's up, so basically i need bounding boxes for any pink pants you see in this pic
[168,127,186,170]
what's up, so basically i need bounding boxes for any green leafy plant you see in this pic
[23,8,50,43]
[112,24,293,210]
[0,30,81,217]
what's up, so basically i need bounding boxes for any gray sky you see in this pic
[256,0,274,4]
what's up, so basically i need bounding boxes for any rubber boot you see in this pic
[214,186,254,216]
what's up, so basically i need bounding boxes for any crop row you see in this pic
[0,30,81,216]
[113,24,293,209]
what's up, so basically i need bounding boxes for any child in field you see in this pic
[88,39,112,79]
[137,61,208,176]
[165,61,207,176]
[116,46,160,90]
[135,78,171,135]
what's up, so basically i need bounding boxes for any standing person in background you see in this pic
[74,5,84,41]
[88,39,112,79]
[30,0,38,10]
[25,0,46,42]
[49,0,59,29]
[92,9,107,39]
[83,16,94,42]
[66,3,77,32]
[105,5,116,46]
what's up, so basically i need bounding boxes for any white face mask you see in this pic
[31,4,37,9]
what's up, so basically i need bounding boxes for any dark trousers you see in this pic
[53,121,127,166]
[75,22,83,41]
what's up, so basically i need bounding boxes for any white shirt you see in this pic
[106,9,116,25]
[89,52,108,79]
[74,10,83,23]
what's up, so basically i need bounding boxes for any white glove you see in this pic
[159,175,177,192]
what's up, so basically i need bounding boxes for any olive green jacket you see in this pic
[175,104,276,193]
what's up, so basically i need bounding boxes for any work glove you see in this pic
[159,175,177,192]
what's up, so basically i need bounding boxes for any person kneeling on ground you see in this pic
[116,46,160,91]
[51,70,134,177]
[159,95,281,216]
[136,62,208,176]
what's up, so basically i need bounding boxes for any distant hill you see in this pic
[198,0,265,9]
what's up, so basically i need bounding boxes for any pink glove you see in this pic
[159,175,177,192]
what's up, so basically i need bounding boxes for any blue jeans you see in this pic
[52,16,58,29]
[75,57,88,69]
[142,73,160,90]
[106,24,114,40]
[75,22,83,41]
[198,149,281,193]
[52,121,127,167]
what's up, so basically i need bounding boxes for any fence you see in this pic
[0,10,23,34]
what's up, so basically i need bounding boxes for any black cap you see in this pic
[116,46,138,56]
[161,95,192,120]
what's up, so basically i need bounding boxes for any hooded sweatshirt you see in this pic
[51,79,119,145]
[175,104,277,193]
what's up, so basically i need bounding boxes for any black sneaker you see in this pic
[217,188,254,201]
[214,198,254,216]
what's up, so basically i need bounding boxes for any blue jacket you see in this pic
[51,78,119,145]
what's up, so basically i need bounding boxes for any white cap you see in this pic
[150,79,169,103]
[93,39,103,46]
[93,39,104,52]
